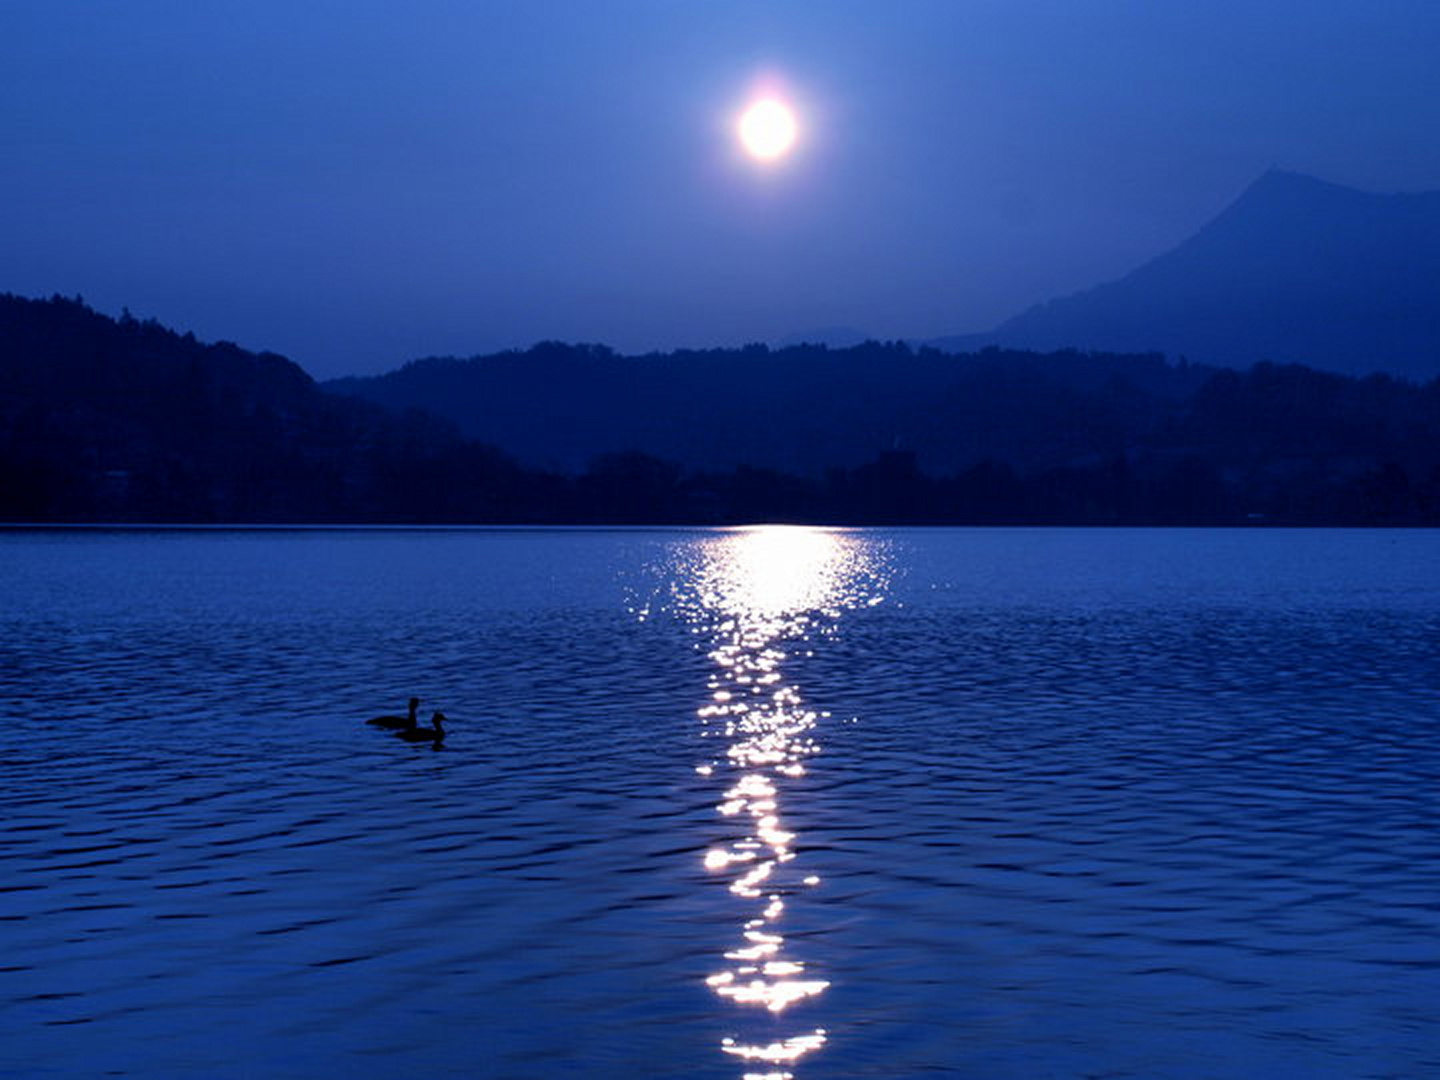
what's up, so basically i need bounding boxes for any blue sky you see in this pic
[3,1,1439,377]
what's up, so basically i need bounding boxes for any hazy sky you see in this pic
[4,1,1439,377]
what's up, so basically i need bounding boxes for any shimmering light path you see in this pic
[665,527,889,1078]
[4,528,1439,1078]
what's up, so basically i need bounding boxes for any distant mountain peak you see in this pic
[970,171,1440,378]
[1247,167,1346,194]
[1210,170,1392,229]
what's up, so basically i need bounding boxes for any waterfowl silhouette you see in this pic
[367,697,420,730]
[395,711,447,744]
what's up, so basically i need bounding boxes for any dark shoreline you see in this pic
[3,521,1437,532]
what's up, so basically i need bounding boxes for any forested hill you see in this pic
[324,338,1440,499]
[0,294,540,522]
[326,341,1214,476]
[3,293,1439,524]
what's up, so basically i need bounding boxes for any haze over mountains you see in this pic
[3,169,1440,523]
[324,171,1440,477]
[932,171,1440,379]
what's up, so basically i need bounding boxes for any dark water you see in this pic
[1,527,1436,1079]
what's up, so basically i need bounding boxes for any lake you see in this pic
[2,526,1437,1078]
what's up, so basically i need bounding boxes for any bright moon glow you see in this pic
[738,98,798,161]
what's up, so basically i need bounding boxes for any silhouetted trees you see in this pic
[3,293,1439,525]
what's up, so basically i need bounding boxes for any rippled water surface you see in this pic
[2,527,1437,1078]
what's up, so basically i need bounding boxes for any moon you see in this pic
[738,98,798,161]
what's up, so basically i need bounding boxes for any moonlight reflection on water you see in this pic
[6,528,1438,1077]
[664,527,890,1077]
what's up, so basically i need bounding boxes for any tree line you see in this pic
[2,293,1437,525]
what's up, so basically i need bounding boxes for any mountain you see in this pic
[5,293,1439,525]
[937,171,1440,379]
[0,294,540,522]
[324,341,1209,477]
[323,335,1440,526]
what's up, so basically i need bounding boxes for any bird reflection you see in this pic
[672,526,885,1078]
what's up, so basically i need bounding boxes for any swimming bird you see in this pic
[395,711,447,743]
[367,697,420,730]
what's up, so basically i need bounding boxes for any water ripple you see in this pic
[0,527,1436,1078]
